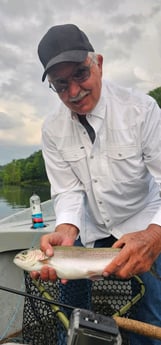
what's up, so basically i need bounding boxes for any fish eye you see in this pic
[22,250,28,255]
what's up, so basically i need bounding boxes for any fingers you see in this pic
[30,271,40,280]
[102,247,132,279]
[103,261,128,279]
[102,249,144,279]
[30,267,68,284]
[112,238,125,249]
[40,232,64,255]
[41,266,57,281]
[106,233,147,278]
[45,247,54,257]
[40,234,55,256]
[40,231,75,255]
[31,266,57,282]
[35,232,75,283]
[61,279,68,284]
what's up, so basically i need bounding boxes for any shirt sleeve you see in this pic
[141,97,161,226]
[42,126,85,230]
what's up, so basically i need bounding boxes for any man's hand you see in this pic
[103,224,161,279]
[30,223,79,283]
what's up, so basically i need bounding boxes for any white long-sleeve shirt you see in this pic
[42,80,161,247]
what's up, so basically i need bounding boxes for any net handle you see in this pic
[114,316,161,341]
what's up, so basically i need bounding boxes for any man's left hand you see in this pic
[103,224,161,279]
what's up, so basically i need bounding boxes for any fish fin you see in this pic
[90,275,104,281]
[39,258,49,265]
[88,271,103,281]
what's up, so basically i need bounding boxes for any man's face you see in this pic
[48,55,103,114]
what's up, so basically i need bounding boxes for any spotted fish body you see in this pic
[13,246,120,280]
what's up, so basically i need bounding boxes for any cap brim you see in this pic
[42,50,88,81]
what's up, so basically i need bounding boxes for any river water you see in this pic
[0,184,50,220]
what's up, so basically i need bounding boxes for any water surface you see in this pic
[0,185,50,220]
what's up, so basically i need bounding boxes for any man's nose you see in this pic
[68,79,81,97]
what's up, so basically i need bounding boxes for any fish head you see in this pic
[13,248,48,272]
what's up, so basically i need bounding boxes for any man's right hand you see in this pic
[30,223,79,283]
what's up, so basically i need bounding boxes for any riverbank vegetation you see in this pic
[0,87,160,186]
[0,150,48,185]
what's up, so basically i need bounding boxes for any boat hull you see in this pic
[0,200,55,340]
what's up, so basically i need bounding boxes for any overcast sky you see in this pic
[0,0,161,165]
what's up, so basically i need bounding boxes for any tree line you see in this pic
[0,150,48,185]
[0,86,160,186]
[149,86,161,108]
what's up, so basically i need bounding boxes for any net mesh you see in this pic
[21,272,144,345]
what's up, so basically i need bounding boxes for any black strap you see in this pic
[78,115,95,143]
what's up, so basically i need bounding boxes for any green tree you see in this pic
[2,160,21,185]
[148,87,161,108]
[1,150,48,185]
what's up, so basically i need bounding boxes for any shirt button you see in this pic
[98,201,102,204]
[93,179,98,183]
[90,155,94,159]
[106,219,110,223]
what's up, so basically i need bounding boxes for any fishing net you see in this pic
[21,272,144,345]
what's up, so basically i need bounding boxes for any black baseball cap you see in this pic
[38,24,94,82]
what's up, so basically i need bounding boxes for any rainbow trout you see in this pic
[13,246,120,280]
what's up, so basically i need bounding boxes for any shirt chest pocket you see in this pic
[60,146,91,183]
[105,146,139,182]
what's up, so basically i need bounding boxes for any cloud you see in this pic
[0,0,160,164]
[0,111,23,129]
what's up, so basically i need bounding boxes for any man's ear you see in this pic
[97,54,103,68]
[97,54,103,76]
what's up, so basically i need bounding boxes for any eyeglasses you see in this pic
[49,61,93,94]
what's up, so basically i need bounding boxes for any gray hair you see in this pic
[88,52,98,64]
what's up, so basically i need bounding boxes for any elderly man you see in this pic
[33,24,161,345]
